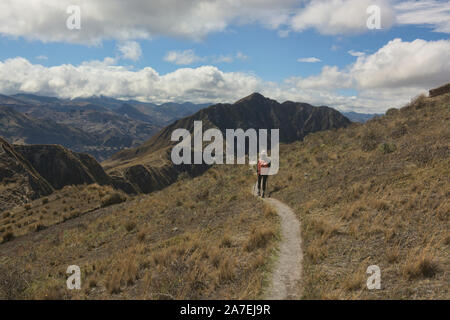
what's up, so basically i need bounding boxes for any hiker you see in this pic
[257,150,271,198]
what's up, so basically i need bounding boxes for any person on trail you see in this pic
[257,150,271,198]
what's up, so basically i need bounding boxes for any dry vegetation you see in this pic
[270,93,449,299]
[0,184,123,241]
[0,164,279,299]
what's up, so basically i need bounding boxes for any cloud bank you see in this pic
[1,39,448,113]
[0,0,448,45]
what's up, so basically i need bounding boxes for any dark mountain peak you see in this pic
[235,92,269,104]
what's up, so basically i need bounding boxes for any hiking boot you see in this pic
[261,191,265,198]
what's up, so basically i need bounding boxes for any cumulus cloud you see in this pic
[0,0,297,44]
[351,38,450,90]
[36,55,48,60]
[290,0,395,35]
[395,0,450,34]
[298,57,322,63]
[0,57,262,103]
[0,0,447,44]
[287,38,450,111]
[0,39,448,113]
[117,41,142,61]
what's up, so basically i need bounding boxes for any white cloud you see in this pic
[0,0,297,44]
[117,41,142,61]
[165,50,249,65]
[164,50,203,65]
[348,50,365,57]
[395,0,450,34]
[290,0,395,35]
[0,39,448,113]
[0,57,262,104]
[288,38,450,111]
[0,0,448,45]
[36,55,48,60]
[298,57,321,63]
[351,38,450,90]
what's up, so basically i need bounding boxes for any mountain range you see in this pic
[0,93,382,162]
[0,94,209,160]
[0,92,351,209]
[104,93,351,194]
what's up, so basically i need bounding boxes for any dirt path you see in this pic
[253,183,303,299]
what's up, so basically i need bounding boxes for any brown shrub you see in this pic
[245,228,275,251]
[403,250,439,279]
[101,192,126,208]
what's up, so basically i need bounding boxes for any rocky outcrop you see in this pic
[0,138,53,211]
[14,144,112,190]
[429,83,450,98]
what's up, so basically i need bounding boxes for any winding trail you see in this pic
[253,183,303,300]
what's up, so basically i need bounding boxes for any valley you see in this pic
[0,86,448,300]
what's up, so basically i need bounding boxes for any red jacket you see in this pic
[257,160,270,175]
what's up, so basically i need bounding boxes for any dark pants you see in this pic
[257,174,268,195]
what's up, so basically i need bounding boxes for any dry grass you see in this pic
[101,192,127,208]
[271,93,450,299]
[403,248,439,280]
[245,228,276,252]
[0,183,116,240]
[0,164,279,300]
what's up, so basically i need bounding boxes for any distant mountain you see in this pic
[104,93,351,194]
[69,95,210,125]
[157,102,212,121]
[114,103,157,123]
[342,111,383,123]
[0,105,97,148]
[0,93,210,160]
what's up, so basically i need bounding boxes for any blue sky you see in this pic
[0,0,449,112]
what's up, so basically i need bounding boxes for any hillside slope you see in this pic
[0,139,129,211]
[0,164,279,300]
[270,92,449,299]
[104,93,351,194]
[0,138,53,211]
